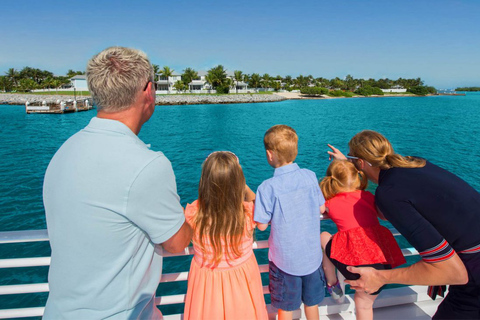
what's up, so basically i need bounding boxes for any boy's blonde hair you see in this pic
[264,125,298,164]
[194,152,251,265]
[320,160,368,200]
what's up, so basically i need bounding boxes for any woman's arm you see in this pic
[345,253,468,293]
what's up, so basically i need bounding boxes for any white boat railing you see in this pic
[0,227,436,320]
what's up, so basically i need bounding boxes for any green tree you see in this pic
[160,66,174,93]
[294,75,309,89]
[42,77,54,90]
[18,78,37,92]
[5,68,19,86]
[181,67,199,91]
[300,87,329,96]
[248,73,261,92]
[284,75,293,87]
[408,86,436,95]
[262,73,271,91]
[207,65,229,93]
[233,70,243,93]
[271,81,281,92]
[173,80,186,93]
[0,76,13,92]
[152,64,160,81]
[330,77,344,89]
[355,85,384,96]
[66,69,84,78]
[52,79,63,94]
[343,74,357,91]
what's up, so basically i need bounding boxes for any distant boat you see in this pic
[25,98,94,114]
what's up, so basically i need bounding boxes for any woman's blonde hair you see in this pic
[320,160,368,200]
[194,152,250,265]
[348,130,426,170]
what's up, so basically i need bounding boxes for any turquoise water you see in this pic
[1,93,480,312]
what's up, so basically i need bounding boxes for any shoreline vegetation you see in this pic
[0,91,430,106]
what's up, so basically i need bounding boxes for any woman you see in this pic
[328,130,480,319]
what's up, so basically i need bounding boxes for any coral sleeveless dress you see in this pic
[326,190,405,268]
[183,201,268,320]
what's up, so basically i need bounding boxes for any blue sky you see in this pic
[1,0,478,88]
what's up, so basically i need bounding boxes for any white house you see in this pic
[381,85,407,93]
[154,70,251,94]
[157,72,182,92]
[70,75,88,90]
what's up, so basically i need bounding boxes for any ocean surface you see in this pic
[1,93,480,313]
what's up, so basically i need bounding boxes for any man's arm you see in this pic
[161,221,193,253]
[346,253,468,293]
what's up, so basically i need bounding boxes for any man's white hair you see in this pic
[86,46,154,112]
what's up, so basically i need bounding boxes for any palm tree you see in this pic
[181,67,199,92]
[52,79,62,95]
[42,77,54,91]
[19,78,37,92]
[248,73,261,92]
[160,66,174,93]
[233,70,243,94]
[6,68,19,87]
[152,64,160,81]
[294,75,309,89]
[207,65,228,93]
[0,76,13,92]
[262,73,271,91]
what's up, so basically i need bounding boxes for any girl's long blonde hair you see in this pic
[194,152,249,265]
[320,160,368,200]
[348,130,426,170]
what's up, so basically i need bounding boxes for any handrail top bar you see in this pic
[0,229,49,244]
[0,226,401,245]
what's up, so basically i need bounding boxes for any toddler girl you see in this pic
[320,160,405,320]
[183,151,268,320]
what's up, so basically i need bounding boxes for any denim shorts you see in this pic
[269,261,326,311]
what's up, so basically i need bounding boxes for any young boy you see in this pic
[254,125,326,320]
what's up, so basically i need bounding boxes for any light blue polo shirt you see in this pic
[43,117,185,319]
[254,163,324,276]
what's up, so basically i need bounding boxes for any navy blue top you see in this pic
[376,161,480,264]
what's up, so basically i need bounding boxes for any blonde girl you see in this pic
[320,160,405,320]
[183,151,268,320]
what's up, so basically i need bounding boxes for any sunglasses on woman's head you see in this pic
[346,154,372,167]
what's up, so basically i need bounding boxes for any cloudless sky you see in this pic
[1,0,479,88]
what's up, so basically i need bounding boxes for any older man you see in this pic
[43,47,192,319]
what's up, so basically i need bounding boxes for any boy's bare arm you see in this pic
[256,223,269,231]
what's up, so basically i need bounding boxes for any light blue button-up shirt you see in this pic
[43,117,185,319]
[254,163,324,276]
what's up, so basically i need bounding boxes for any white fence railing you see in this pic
[0,226,428,319]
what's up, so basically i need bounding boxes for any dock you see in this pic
[25,98,94,114]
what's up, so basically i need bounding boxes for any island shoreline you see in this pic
[0,92,430,106]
